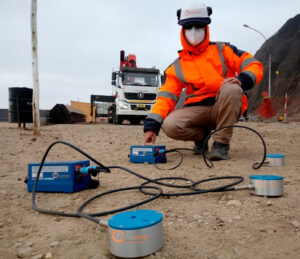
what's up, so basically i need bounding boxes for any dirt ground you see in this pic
[0,121,299,259]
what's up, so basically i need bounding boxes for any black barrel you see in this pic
[8,87,33,123]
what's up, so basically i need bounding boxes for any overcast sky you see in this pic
[1,0,299,109]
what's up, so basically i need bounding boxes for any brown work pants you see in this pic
[161,83,243,144]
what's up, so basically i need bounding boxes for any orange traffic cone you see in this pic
[258,91,276,120]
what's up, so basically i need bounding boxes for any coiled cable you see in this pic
[32,125,266,224]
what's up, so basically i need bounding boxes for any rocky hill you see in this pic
[247,14,300,118]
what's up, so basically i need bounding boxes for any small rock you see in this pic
[72,195,79,200]
[31,254,43,259]
[54,217,63,222]
[50,241,60,247]
[15,242,23,248]
[291,220,300,228]
[0,190,8,195]
[227,194,233,200]
[233,215,242,221]
[202,211,211,217]
[266,200,273,206]
[26,241,33,247]
[193,215,202,220]
[90,254,109,259]
[0,222,4,228]
[187,219,196,226]
[45,252,53,258]
[233,247,241,256]
[17,247,32,258]
[226,200,242,206]
[226,218,233,223]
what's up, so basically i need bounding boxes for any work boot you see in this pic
[206,141,230,161]
[193,130,211,155]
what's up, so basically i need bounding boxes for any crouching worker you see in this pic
[143,0,263,161]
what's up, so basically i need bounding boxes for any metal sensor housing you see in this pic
[108,209,163,258]
[250,175,283,197]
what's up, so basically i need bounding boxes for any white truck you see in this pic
[108,50,161,125]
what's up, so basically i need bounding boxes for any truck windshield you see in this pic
[122,72,159,87]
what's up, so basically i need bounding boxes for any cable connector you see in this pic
[80,166,110,176]
[155,149,165,155]
[234,184,254,191]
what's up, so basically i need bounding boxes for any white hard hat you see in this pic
[177,0,212,26]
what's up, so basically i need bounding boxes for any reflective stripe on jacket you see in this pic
[147,26,263,123]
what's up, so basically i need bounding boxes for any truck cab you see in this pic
[108,51,160,125]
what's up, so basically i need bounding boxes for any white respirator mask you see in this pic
[184,27,205,46]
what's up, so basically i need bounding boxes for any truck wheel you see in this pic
[113,114,123,125]
[117,117,123,124]
[129,118,140,125]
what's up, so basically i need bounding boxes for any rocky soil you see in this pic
[0,121,299,259]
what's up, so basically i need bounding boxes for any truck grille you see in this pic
[124,93,156,101]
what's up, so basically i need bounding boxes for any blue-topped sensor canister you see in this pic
[249,175,283,197]
[266,154,285,167]
[108,209,164,258]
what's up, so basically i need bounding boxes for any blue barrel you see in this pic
[8,87,33,123]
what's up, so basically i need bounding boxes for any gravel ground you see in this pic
[0,121,299,259]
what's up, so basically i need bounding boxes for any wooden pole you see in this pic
[31,0,40,135]
[283,93,288,123]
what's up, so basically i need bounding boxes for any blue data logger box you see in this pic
[130,145,167,164]
[27,160,91,193]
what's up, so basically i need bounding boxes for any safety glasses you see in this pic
[183,23,205,30]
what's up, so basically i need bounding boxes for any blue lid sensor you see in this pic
[249,174,284,197]
[250,175,283,180]
[108,209,163,230]
[266,154,285,158]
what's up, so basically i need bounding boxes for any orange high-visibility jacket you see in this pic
[145,27,263,132]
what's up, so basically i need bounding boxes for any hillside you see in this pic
[247,14,300,117]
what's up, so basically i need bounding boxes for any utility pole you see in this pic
[31,0,40,135]
[243,24,272,98]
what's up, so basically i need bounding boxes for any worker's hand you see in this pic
[221,77,242,87]
[143,130,157,145]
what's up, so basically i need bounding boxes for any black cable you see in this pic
[32,141,110,218]
[154,148,184,170]
[140,177,196,196]
[139,176,243,196]
[32,123,266,224]
[154,125,267,170]
[77,186,162,217]
[31,141,242,221]
[109,165,194,188]
[202,125,266,169]
[190,176,244,192]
